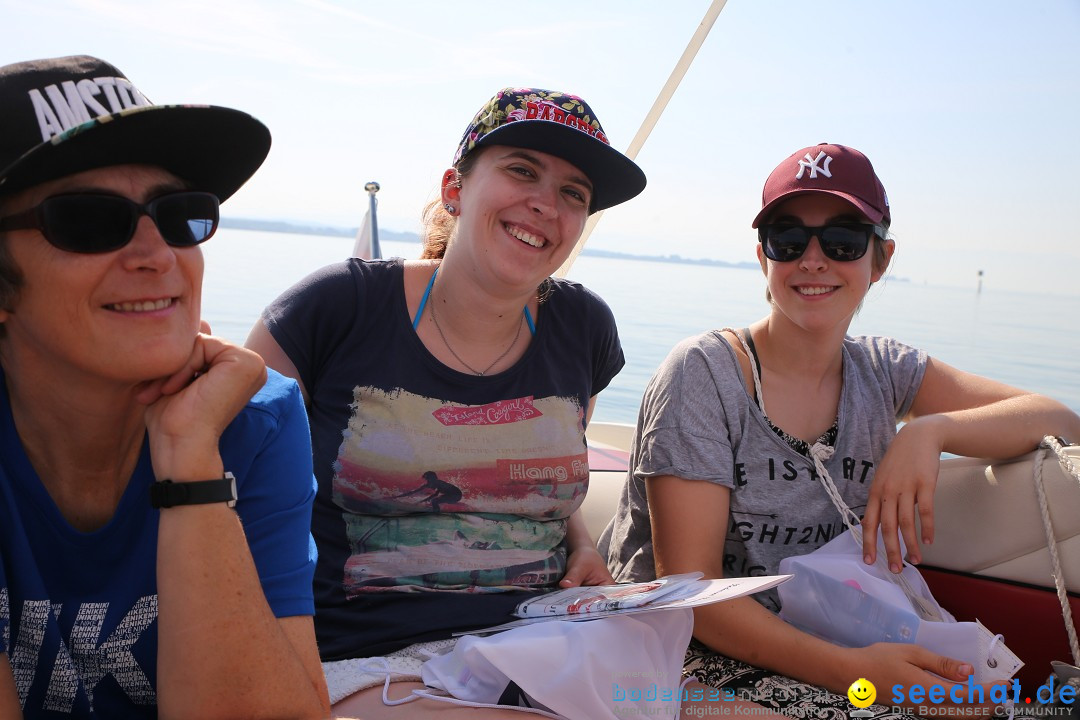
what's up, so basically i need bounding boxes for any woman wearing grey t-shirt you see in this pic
[600,143,1080,718]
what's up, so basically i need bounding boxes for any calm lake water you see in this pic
[202,231,1080,424]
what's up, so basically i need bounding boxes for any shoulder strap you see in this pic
[741,327,763,381]
[413,266,438,330]
[721,327,766,416]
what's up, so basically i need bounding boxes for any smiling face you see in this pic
[758,193,893,335]
[443,146,591,291]
[847,677,877,708]
[0,164,204,386]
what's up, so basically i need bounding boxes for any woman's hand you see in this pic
[861,417,944,572]
[559,545,614,587]
[559,508,613,587]
[138,331,267,480]
[847,642,1006,715]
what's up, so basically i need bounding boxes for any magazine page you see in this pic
[460,574,791,636]
[513,572,705,618]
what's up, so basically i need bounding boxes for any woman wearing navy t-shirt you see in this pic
[247,87,647,716]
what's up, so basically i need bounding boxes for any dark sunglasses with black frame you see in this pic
[0,191,220,254]
[758,222,886,263]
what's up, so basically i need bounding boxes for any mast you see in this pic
[557,0,728,277]
[365,181,381,260]
[352,180,382,260]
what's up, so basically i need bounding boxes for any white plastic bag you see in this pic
[778,529,1023,684]
[417,608,694,719]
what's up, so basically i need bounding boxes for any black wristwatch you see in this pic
[150,472,237,509]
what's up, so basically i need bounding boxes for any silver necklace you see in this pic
[429,298,524,376]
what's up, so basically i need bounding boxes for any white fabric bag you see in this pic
[778,529,1023,684]
[416,608,694,719]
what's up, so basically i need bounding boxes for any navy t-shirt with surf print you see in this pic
[263,258,624,660]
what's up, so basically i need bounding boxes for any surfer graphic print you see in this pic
[335,388,589,594]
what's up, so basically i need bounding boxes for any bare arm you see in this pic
[863,357,1080,568]
[139,335,329,719]
[647,473,987,709]
[0,656,22,719]
[908,357,1080,456]
[156,508,329,719]
[280,617,331,713]
[245,320,308,404]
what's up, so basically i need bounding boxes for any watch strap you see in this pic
[150,472,237,509]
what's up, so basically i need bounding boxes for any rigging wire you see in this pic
[557,0,729,277]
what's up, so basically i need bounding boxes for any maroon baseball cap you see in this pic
[0,55,270,201]
[751,143,890,228]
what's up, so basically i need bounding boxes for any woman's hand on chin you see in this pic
[139,331,268,479]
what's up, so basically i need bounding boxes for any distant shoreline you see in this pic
[220,217,764,271]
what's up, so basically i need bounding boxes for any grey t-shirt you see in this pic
[598,331,927,612]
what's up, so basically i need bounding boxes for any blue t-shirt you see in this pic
[0,368,318,719]
[263,258,624,660]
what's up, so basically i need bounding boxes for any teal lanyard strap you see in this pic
[412,266,537,337]
[413,266,438,330]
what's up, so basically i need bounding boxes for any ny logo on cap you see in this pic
[796,150,832,180]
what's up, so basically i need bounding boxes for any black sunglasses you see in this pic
[758,223,885,262]
[0,191,220,254]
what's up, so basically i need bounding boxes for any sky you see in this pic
[3,0,1079,297]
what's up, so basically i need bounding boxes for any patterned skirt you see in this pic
[685,639,927,720]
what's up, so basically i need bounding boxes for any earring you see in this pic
[444,203,457,216]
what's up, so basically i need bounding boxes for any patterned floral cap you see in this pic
[0,55,270,201]
[453,87,646,212]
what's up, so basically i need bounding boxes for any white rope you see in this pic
[1035,435,1080,665]
[808,442,862,536]
[1044,434,1080,484]
[556,0,729,278]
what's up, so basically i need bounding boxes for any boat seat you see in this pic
[583,428,1080,696]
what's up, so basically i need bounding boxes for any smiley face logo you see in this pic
[847,678,876,708]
